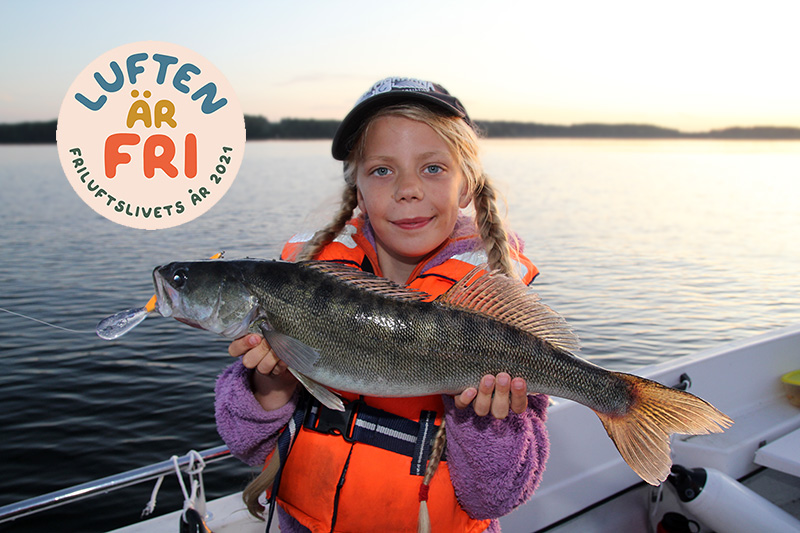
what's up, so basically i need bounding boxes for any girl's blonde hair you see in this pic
[243,104,518,525]
[297,104,518,276]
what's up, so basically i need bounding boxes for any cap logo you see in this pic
[357,77,436,104]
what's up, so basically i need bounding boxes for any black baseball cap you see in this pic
[331,77,474,161]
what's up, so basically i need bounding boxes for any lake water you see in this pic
[1,139,799,531]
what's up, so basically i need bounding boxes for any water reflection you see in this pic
[0,139,799,530]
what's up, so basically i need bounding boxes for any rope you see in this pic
[173,455,191,504]
[139,450,208,519]
[141,474,166,518]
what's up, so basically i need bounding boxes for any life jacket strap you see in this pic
[266,395,308,530]
[304,397,445,475]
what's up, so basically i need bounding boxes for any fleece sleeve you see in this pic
[442,393,550,519]
[214,359,299,466]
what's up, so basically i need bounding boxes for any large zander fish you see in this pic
[153,259,732,485]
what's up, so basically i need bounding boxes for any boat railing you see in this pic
[0,445,232,524]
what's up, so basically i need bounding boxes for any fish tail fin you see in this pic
[595,372,733,486]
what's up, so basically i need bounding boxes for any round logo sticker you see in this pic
[57,41,245,230]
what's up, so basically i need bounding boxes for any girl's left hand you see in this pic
[454,373,528,419]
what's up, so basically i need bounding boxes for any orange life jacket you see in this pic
[281,218,538,292]
[270,219,537,532]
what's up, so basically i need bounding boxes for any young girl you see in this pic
[215,77,549,532]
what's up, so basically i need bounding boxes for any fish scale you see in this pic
[151,258,733,486]
[248,263,553,397]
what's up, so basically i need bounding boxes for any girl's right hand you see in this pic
[229,333,289,375]
[229,333,298,410]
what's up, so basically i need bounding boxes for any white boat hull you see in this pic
[15,324,799,533]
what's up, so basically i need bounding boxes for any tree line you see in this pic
[2,116,800,143]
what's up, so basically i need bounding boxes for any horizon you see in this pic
[2,1,800,131]
[3,115,800,135]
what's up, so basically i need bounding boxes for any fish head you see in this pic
[153,260,259,338]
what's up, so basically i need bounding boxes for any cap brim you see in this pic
[331,91,469,161]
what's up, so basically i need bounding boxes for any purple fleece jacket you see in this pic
[214,217,550,532]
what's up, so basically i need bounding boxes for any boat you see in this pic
[2,323,799,532]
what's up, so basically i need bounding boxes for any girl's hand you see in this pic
[454,373,528,419]
[229,333,298,410]
[229,333,289,375]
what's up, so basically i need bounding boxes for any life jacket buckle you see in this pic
[305,398,361,442]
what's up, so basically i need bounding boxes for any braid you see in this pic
[242,449,281,518]
[473,176,515,276]
[417,420,447,533]
[297,183,358,261]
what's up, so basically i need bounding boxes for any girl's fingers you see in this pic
[454,374,529,419]
[510,378,528,414]
[272,360,290,376]
[491,373,511,419]
[255,352,281,376]
[454,387,477,409]
[472,375,495,417]
[241,338,277,372]
[228,334,262,357]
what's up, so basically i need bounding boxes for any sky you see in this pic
[2,0,799,132]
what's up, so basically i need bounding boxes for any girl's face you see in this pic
[356,115,471,282]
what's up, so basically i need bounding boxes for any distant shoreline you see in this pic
[2,116,800,144]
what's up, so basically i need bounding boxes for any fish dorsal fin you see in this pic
[436,266,581,352]
[301,261,430,302]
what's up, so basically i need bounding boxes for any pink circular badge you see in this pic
[57,41,246,230]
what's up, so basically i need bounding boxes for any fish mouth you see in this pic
[152,268,177,318]
[391,216,433,230]
[151,263,259,337]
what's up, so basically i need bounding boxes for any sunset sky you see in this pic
[2,0,799,131]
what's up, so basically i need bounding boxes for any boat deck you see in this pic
[743,468,800,520]
[542,467,800,533]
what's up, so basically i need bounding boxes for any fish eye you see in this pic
[172,269,188,288]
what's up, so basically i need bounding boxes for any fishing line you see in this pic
[0,252,224,339]
[0,306,96,334]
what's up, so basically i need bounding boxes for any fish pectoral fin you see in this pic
[260,328,320,375]
[289,368,344,411]
[258,326,344,411]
